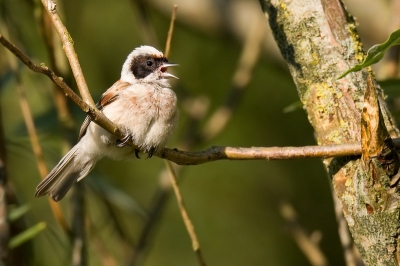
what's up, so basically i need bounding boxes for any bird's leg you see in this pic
[117,135,142,159]
[134,149,141,159]
[146,147,156,159]
[116,134,133,147]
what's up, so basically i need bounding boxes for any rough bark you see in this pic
[260,0,400,265]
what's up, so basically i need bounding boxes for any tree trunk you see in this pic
[259,0,400,265]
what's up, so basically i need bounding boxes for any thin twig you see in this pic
[14,73,71,232]
[279,202,327,266]
[164,4,178,58]
[0,30,70,235]
[159,143,364,165]
[201,14,265,141]
[0,34,383,165]
[0,15,33,265]
[129,6,183,264]
[40,0,95,108]
[39,8,86,264]
[0,33,125,142]
[131,12,265,262]
[39,7,76,138]
[165,161,206,266]
[165,6,205,265]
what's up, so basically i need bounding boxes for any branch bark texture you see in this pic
[260,0,400,265]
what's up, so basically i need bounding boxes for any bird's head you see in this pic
[121,45,178,84]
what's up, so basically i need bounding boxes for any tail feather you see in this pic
[35,144,95,201]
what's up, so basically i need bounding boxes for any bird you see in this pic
[35,45,179,201]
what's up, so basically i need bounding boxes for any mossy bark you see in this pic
[260,0,400,265]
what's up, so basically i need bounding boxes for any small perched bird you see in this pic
[35,45,179,201]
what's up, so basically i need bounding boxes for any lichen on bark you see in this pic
[260,0,400,265]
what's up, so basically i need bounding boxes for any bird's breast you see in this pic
[101,84,178,151]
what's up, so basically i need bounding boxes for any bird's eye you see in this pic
[146,60,153,66]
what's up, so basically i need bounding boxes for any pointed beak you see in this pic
[160,63,179,79]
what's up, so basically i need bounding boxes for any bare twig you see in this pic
[279,202,327,266]
[0,29,70,235]
[166,7,206,265]
[164,4,178,58]
[165,161,206,266]
[40,0,95,108]
[0,33,125,142]
[201,14,265,141]
[39,8,86,265]
[0,34,388,165]
[14,72,70,233]
[131,10,265,262]
[159,143,364,165]
[39,7,76,137]
[16,75,48,181]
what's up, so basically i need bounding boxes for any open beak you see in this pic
[160,63,179,79]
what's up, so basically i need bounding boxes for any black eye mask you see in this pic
[130,55,168,79]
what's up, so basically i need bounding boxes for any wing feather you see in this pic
[77,80,131,140]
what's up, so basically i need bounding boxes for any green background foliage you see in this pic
[2,0,396,265]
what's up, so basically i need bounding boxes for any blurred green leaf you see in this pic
[339,28,400,79]
[283,101,303,113]
[89,176,148,218]
[8,204,30,222]
[379,79,400,95]
[8,222,46,249]
[379,79,400,102]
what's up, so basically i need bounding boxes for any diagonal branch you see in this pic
[0,29,70,235]
[0,33,125,142]
[4,32,400,166]
[40,0,95,108]
[38,8,88,265]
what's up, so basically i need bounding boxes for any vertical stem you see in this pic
[165,162,206,266]
[15,74,70,234]
[40,0,96,108]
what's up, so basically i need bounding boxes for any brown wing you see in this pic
[99,80,131,109]
[78,80,131,140]
[78,115,91,140]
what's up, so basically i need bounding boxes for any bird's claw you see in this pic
[135,149,141,159]
[116,134,132,147]
[147,147,156,159]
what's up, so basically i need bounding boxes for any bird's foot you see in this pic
[134,149,141,159]
[146,147,156,159]
[116,134,133,147]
